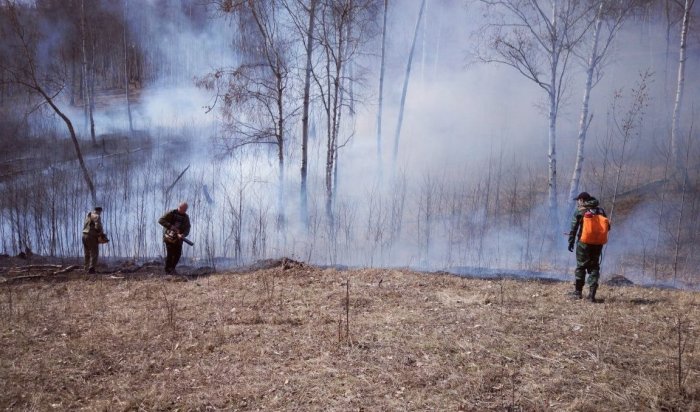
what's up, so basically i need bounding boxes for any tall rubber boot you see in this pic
[588,285,598,303]
[569,279,584,299]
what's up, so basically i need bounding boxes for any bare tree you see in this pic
[662,0,683,90]
[0,1,97,204]
[80,0,96,145]
[376,0,388,177]
[392,0,426,168]
[669,0,695,183]
[201,0,298,233]
[672,122,693,284]
[607,70,651,222]
[316,0,350,227]
[312,0,378,226]
[124,0,134,134]
[477,0,597,231]
[301,0,318,229]
[566,0,633,216]
[282,0,319,230]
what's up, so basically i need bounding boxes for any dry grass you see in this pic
[1,263,698,411]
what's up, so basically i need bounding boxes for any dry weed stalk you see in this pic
[674,310,696,395]
[3,287,14,322]
[159,287,176,328]
[508,368,520,411]
[338,277,351,345]
[261,271,275,303]
[345,277,350,342]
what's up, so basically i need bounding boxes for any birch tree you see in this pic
[669,0,695,183]
[301,0,317,229]
[392,0,426,168]
[566,0,632,215]
[124,0,134,134]
[316,0,352,227]
[313,0,377,226]
[477,0,597,230]
[376,0,388,176]
[282,0,319,229]
[201,0,297,232]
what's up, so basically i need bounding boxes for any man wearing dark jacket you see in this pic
[158,202,191,274]
[568,192,608,302]
[82,206,105,274]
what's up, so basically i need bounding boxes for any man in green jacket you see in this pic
[158,202,191,275]
[82,206,105,274]
[568,192,608,302]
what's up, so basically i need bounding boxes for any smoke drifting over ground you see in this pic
[1,0,699,287]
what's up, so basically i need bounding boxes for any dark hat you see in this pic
[94,206,103,212]
[574,192,591,201]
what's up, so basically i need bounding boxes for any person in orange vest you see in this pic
[568,192,609,302]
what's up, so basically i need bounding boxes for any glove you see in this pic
[568,241,574,252]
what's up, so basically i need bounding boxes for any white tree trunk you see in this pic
[567,2,603,214]
[124,0,133,134]
[392,0,426,167]
[376,0,388,178]
[670,0,693,179]
[277,72,285,233]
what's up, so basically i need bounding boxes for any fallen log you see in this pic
[3,265,81,283]
[53,265,80,275]
[4,273,56,282]
[8,264,63,273]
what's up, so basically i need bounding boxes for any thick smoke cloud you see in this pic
[2,0,698,287]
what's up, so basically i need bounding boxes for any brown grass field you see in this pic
[1,259,698,411]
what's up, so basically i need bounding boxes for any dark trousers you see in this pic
[82,234,99,272]
[164,241,183,273]
[575,243,603,288]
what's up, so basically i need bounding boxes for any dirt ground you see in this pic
[0,256,698,411]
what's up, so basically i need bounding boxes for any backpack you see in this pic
[580,209,610,245]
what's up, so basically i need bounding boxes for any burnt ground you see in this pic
[0,253,222,284]
[0,256,698,411]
